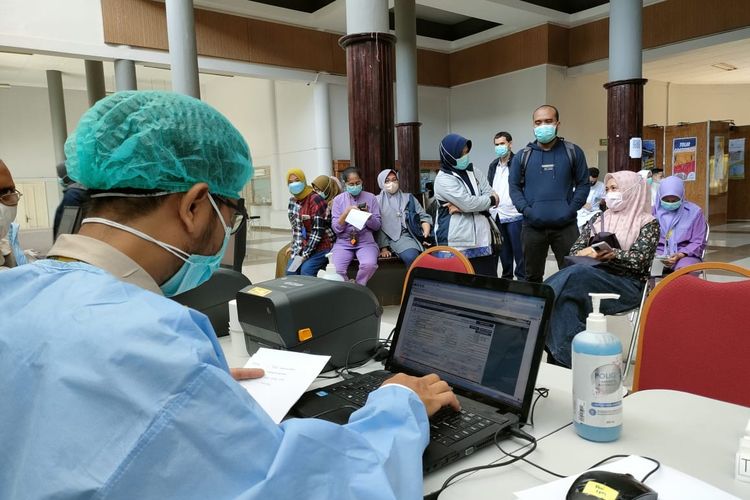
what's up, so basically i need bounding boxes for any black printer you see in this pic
[236,276,383,370]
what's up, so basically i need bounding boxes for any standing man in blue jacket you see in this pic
[509,105,590,283]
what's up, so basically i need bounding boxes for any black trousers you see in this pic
[521,222,579,283]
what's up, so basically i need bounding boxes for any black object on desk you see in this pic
[567,470,657,500]
[236,276,382,370]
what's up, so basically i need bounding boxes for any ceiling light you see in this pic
[711,62,738,71]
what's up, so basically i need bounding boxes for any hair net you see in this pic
[64,91,253,199]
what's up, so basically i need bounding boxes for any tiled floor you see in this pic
[236,222,750,385]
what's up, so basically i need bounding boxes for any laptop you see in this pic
[291,267,555,473]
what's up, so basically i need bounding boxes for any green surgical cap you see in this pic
[65,91,253,199]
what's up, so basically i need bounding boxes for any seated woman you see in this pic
[433,133,499,276]
[544,170,660,367]
[285,168,334,277]
[311,175,342,210]
[375,169,433,268]
[330,167,382,285]
[653,175,707,271]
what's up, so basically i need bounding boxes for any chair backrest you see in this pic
[633,262,750,406]
[401,246,475,302]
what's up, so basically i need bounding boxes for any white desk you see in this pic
[429,389,750,499]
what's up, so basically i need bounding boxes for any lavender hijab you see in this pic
[653,175,700,255]
[376,169,408,241]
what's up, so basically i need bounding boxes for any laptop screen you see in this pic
[391,276,546,411]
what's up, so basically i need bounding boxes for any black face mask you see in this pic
[590,180,597,186]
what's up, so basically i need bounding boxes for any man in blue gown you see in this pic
[0,91,459,499]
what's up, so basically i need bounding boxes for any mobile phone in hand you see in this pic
[357,202,367,211]
[591,241,613,253]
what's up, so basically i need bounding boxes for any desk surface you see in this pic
[430,389,750,499]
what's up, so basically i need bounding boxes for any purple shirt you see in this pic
[331,191,382,247]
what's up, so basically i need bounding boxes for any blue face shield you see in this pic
[81,194,231,297]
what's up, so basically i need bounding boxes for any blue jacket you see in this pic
[509,139,590,228]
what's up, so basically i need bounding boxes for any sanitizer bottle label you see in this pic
[573,353,623,428]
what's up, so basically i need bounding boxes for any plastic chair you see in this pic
[401,246,475,302]
[632,262,750,407]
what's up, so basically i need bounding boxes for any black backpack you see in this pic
[517,139,577,188]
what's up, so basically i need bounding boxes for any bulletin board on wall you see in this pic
[665,122,709,216]
[708,121,732,227]
[642,125,664,172]
[728,125,750,221]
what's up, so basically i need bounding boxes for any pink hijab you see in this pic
[598,170,655,251]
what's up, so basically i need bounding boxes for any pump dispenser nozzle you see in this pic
[587,293,620,333]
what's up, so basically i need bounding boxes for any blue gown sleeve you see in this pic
[99,366,429,500]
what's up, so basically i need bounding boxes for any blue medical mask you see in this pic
[346,184,363,196]
[660,199,682,211]
[534,124,557,144]
[288,181,305,195]
[315,189,327,199]
[455,154,471,170]
[495,144,509,157]
[81,194,231,297]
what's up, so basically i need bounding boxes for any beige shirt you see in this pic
[48,234,162,295]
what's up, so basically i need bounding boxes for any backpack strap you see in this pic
[519,140,577,189]
[518,146,533,188]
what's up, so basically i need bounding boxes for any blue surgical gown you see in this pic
[0,260,429,499]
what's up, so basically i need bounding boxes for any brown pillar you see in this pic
[396,122,421,193]
[604,78,647,172]
[339,33,396,192]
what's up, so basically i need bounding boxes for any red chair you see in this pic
[401,246,475,302]
[632,262,750,407]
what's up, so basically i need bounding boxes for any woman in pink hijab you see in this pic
[544,170,660,367]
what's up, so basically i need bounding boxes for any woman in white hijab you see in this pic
[375,169,433,268]
[544,170,660,367]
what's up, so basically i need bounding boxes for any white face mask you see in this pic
[0,204,17,239]
[383,181,399,195]
[604,192,623,211]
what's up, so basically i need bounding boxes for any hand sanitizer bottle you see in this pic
[736,419,750,483]
[572,293,623,442]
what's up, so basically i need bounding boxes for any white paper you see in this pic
[345,208,372,230]
[240,348,330,424]
[287,255,303,273]
[515,455,741,500]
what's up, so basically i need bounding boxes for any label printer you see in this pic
[236,276,383,369]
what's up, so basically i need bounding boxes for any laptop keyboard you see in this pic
[429,407,508,446]
[328,372,509,446]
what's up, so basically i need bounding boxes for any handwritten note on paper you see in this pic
[345,208,372,230]
[240,348,330,424]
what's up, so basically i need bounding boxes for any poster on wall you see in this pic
[729,138,745,180]
[641,140,656,170]
[672,137,697,181]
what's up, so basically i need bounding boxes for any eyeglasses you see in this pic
[0,189,22,206]
[213,194,248,234]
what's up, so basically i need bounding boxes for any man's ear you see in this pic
[177,183,210,236]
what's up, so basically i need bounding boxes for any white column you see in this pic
[395,0,418,124]
[313,81,333,178]
[45,70,68,166]
[609,0,643,81]
[114,59,138,91]
[268,80,285,213]
[345,0,389,34]
[165,0,200,98]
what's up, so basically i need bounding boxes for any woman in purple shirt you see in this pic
[653,175,707,271]
[330,167,382,285]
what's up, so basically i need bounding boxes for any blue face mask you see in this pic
[534,124,557,144]
[660,199,682,211]
[346,184,363,196]
[288,181,305,195]
[455,154,471,170]
[495,144,509,157]
[81,194,231,297]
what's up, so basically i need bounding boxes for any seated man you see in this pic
[0,91,458,499]
[653,175,707,271]
[0,159,28,270]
